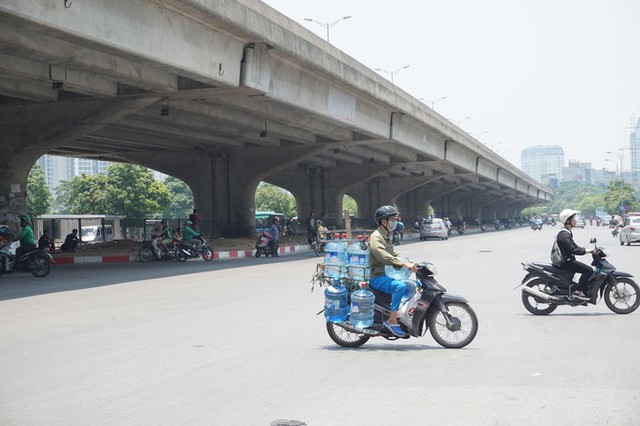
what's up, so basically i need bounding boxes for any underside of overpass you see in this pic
[0,0,552,236]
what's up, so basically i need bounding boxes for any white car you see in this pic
[619,217,640,246]
[574,216,585,228]
[419,217,448,240]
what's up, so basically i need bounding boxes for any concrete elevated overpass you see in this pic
[0,0,552,236]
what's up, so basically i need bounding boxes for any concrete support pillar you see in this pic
[0,152,38,229]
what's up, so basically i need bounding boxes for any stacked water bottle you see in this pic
[323,233,375,329]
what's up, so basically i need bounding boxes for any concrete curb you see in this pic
[52,244,312,265]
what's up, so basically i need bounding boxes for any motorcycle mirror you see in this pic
[589,237,597,244]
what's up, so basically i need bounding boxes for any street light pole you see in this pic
[605,158,619,176]
[304,16,352,42]
[448,116,471,128]
[374,65,410,83]
[419,96,447,110]
[606,151,623,179]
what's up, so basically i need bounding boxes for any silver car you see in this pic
[419,217,448,241]
[620,216,640,246]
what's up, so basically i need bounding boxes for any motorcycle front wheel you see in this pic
[30,254,51,278]
[313,243,325,257]
[326,322,370,348]
[428,302,478,348]
[202,248,213,261]
[521,279,558,315]
[175,250,187,262]
[604,278,640,314]
[139,247,154,262]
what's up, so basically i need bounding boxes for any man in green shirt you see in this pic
[182,220,203,253]
[16,214,36,259]
[369,205,417,337]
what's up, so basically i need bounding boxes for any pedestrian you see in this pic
[60,229,79,252]
[38,229,55,251]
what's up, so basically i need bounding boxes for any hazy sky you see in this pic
[261,0,640,171]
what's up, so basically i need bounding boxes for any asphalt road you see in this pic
[1,225,639,425]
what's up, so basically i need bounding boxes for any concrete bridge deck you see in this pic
[0,1,551,236]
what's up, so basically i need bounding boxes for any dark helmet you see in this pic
[20,214,31,224]
[375,205,399,225]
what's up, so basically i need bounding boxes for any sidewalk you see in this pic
[52,243,313,265]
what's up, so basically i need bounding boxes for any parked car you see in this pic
[619,216,640,246]
[81,225,114,243]
[419,217,448,241]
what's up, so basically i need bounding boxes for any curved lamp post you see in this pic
[304,16,352,42]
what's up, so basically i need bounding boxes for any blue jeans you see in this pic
[369,275,407,311]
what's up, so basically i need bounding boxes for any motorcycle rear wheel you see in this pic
[326,322,370,348]
[30,254,51,278]
[521,279,558,315]
[175,250,187,262]
[202,248,213,261]
[139,247,154,262]
[604,278,640,314]
[313,243,325,257]
[428,302,478,348]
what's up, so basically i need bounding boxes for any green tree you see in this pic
[55,164,171,217]
[27,163,51,218]
[162,176,194,219]
[603,180,638,215]
[342,195,357,217]
[255,182,296,218]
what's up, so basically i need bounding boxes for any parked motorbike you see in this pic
[0,230,52,278]
[255,231,277,257]
[323,262,479,349]
[139,234,213,262]
[519,238,639,315]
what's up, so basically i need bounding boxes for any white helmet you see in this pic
[559,209,578,225]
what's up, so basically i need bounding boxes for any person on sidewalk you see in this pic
[60,229,79,253]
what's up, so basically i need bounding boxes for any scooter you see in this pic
[255,231,277,257]
[519,238,639,315]
[319,263,479,349]
[0,226,52,278]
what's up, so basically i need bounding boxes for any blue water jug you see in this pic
[324,281,348,323]
[385,262,411,280]
[324,233,347,278]
[350,288,375,328]
[347,236,369,281]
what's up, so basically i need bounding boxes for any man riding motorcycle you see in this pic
[16,215,36,259]
[556,209,596,298]
[368,205,417,337]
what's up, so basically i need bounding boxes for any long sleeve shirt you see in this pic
[557,228,586,262]
[368,227,405,278]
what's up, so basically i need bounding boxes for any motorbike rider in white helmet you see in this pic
[557,209,596,298]
[368,205,417,337]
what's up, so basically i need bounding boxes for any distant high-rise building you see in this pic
[37,155,74,192]
[564,160,592,184]
[521,145,564,184]
[630,118,640,185]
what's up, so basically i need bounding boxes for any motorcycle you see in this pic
[255,231,277,257]
[457,223,466,235]
[139,235,213,262]
[0,227,52,278]
[531,222,542,231]
[611,227,619,238]
[519,238,639,315]
[310,235,327,257]
[480,224,486,232]
[392,230,401,245]
[494,220,500,230]
[321,263,479,349]
[175,236,214,262]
